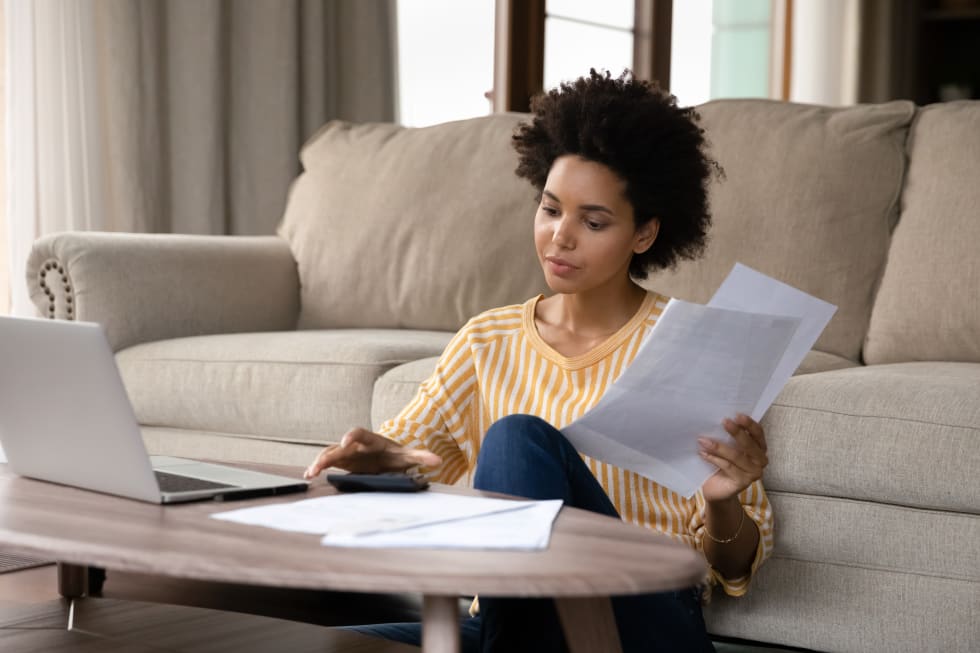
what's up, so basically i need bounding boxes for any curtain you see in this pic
[789,0,861,106]
[5,0,396,316]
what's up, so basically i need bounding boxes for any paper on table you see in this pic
[321,499,563,550]
[562,299,801,498]
[708,263,838,420]
[212,491,550,541]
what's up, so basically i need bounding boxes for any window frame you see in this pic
[493,0,674,112]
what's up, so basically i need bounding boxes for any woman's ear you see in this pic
[633,219,660,254]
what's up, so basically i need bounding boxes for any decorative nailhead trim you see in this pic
[38,259,75,321]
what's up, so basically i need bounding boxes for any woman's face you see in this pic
[534,155,657,295]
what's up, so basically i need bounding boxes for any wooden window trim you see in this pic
[770,0,794,100]
[633,0,673,88]
[493,0,545,112]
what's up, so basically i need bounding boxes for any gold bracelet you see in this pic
[704,508,746,544]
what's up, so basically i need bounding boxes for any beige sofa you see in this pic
[27,100,979,652]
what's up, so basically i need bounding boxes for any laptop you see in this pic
[0,315,309,503]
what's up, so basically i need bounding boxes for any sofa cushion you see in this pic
[792,350,858,376]
[117,330,453,444]
[705,538,975,652]
[644,99,915,361]
[864,101,980,364]
[761,362,980,513]
[371,356,442,430]
[278,114,550,332]
[765,492,978,586]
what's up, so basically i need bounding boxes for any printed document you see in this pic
[212,492,563,551]
[320,498,563,550]
[561,264,836,498]
[707,263,838,419]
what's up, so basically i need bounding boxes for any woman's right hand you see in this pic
[303,427,442,479]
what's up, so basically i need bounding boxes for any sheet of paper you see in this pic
[212,491,545,539]
[708,263,838,420]
[562,299,801,498]
[321,499,563,551]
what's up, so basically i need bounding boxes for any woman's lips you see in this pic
[545,256,579,277]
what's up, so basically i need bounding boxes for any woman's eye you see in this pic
[585,220,604,231]
[541,206,559,216]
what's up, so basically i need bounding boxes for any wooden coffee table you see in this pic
[0,462,706,652]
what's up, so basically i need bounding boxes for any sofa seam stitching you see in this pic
[767,490,979,520]
[768,403,979,432]
[770,554,977,584]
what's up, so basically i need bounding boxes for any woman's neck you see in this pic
[541,282,648,339]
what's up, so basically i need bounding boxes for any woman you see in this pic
[305,69,773,653]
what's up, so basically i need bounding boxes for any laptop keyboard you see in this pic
[154,470,237,493]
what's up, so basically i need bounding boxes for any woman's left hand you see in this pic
[698,414,769,503]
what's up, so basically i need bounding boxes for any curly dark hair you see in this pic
[512,69,718,279]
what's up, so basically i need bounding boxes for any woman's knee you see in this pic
[486,414,552,436]
[480,414,560,459]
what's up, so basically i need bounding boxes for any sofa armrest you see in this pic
[26,232,300,351]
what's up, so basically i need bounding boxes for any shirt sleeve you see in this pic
[689,480,774,597]
[376,325,478,485]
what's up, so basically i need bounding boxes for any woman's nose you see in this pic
[552,216,574,248]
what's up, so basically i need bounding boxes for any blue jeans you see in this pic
[345,415,715,652]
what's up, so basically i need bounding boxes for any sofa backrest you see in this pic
[643,99,916,362]
[864,101,980,364]
[280,100,924,360]
[278,113,549,331]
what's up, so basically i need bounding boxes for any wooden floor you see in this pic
[0,595,420,652]
[0,563,429,626]
[0,564,59,609]
[0,564,428,652]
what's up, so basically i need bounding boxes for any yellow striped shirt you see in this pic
[379,291,774,596]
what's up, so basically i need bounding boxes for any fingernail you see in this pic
[698,438,711,448]
[340,434,350,448]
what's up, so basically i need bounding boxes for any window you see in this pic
[501,0,775,111]
[396,0,495,127]
[670,0,776,106]
[496,0,674,111]
[543,0,634,89]
[392,0,804,127]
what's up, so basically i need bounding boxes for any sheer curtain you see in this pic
[4,0,396,316]
[0,0,7,314]
[790,0,861,106]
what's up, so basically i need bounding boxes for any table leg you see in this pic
[57,563,88,599]
[422,594,460,653]
[555,596,623,653]
[88,567,106,595]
